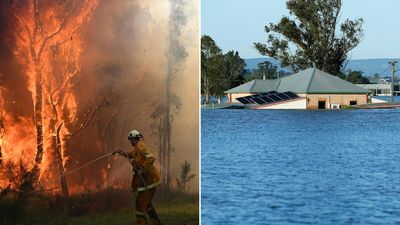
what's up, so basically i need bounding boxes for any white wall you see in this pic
[254,98,307,109]
[371,97,388,103]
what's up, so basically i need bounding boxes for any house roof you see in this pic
[356,84,391,90]
[225,79,281,93]
[225,68,370,94]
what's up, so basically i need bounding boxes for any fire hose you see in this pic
[64,152,113,176]
[64,151,162,224]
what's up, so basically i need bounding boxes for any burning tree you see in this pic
[8,0,99,196]
[0,118,3,166]
[0,79,5,166]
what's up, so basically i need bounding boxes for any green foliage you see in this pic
[201,35,224,101]
[248,61,278,80]
[201,35,246,102]
[340,105,355,109]
[176,160,196,193]
[345,70,370,84]
[66,203,198,225]
[254,0,363,75]
[222,51,246,90]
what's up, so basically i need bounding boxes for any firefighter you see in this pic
[114,129,162,225]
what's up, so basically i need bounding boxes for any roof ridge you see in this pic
[249,79,257,92]
[276,78,282,90]
[306,68,316,93]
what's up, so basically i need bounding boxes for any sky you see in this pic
[201,0,400,60]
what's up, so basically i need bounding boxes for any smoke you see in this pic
[64,0,199,192]
[64,0,171,191]
[167,0,199,191]
[0,0,199,193]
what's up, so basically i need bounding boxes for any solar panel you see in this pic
[252,97,267,104]
[235,91,300,106]
[276,93,289,100]
[284,92,298,98]
[236,97,252,104]
[244,96,256,103]
[269,95,281,101]
[260,96,274,103]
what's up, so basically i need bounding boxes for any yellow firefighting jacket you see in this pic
[125,141,161,192]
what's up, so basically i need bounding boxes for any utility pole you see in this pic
[388,60,398,103]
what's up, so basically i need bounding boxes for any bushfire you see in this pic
[0,0,198,197]
[0,0,101,195]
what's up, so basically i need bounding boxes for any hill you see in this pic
[244,57,400,77]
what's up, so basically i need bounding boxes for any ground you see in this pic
[32,203,198,225]
[0,188,199,225]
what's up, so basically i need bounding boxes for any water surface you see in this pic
[201,109,400,224]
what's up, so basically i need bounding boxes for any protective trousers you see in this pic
[135,188,161,225]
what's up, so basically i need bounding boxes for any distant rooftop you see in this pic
[225,68,370,94]
[356,84,391,90]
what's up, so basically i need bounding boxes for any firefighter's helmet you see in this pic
[128,129,143,140]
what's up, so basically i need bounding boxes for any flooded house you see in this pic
[225,68,370,109]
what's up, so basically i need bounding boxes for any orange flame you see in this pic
[1,0,99,192]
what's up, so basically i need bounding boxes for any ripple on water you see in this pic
[202,109,400,225]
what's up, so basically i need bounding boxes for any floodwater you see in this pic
[201,109,400,224]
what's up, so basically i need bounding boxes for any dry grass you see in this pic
[0,187,198,225]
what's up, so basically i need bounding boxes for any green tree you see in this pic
[222,51,246,90]
[345,70,370,84]
[254,0,363,75]
[201,35,224,103]
[250,61,278,80]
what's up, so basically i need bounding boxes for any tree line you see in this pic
[201,35,246,103]
[201,33,371,104]
[201,36,292,103]
[202,0,368,103]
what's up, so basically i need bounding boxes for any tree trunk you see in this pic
[31,65,44,184]
[55,123,69,196]
[165,72,171,186]
[160,114,168,185]
[204,76,209,104]
[0,117,3,165]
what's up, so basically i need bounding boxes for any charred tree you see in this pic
[46,43,81,196]
[0,85,4,166]
[12,0,99,192]
[55,123,68,196]
[13,0,78,187]
[0,117,4,166]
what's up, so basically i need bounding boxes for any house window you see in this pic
[350,100,357,105]
[318,100,326,109]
